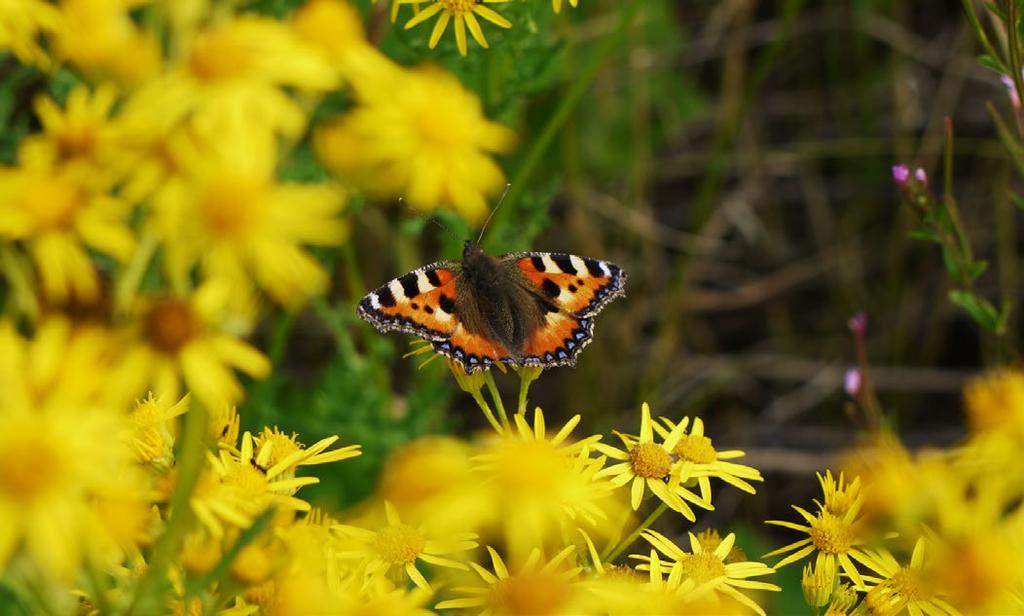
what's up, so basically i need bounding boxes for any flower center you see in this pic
[189,29,254,81]
[199,177,263,238]
[439,0,477,14]
[887,568,923,601]
[226,461,269,495]
[629,442,672,479]
[373,524,425,565]
[23,175,83,230]
[489,572,570,616]
[57,124,98,161]
[824,491,854,517]
[674,434,717,464]
[808,513,855,555]
[677,552,727,583]
[0,435,63,502]
[144,298,199,355]
[256,429,302,471]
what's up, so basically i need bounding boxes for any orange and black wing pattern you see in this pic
[503,252,627,368]
[430,324,512,371]
[357,261,461,342]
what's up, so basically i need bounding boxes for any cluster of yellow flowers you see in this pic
[763,370,1024,615]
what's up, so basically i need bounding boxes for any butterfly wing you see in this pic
[357,261,462,342]
[501,252,627,368]
[358,261,516,371]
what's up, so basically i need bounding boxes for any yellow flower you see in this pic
[129,393,190,470]
[291,0,388,84]
[594,403,712,519]
[0,163,134,304]
[210,404,242,450]
[191,432,320,539]
[551,0,578,13]
[117,280,271,410]
[251,426,362,486]
[133,15,336,139]
[656,415,763,502]
[52,0,161,84]
[397,0,512,57]
[964,369,1024,442]
[857,538,959,616]
[376,436,487,533]
[0,0,59,66]
[474,407,614,560]
[436,545,583,614]
[315,64,515,224]
[802,557,838,608]
[335,501,477,592]
[635,530,780,616]
[764,502,872,589]
[0,403,145,580]
[152,126,348,308]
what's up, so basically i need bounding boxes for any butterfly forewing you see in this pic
[357,261,461,342]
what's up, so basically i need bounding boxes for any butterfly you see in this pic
[357,241,627,373]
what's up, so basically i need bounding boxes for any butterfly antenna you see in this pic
[476,183,512,246]
[430,217,454,238]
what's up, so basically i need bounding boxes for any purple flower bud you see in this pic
[914,167,927,184]
[1002,75,1021,108]
[844,368,862,397]
[892,165,910,186]
[848,312,867,337]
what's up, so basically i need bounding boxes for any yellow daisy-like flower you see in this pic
[397,0,511,57]
[764,499,872,589]
[0,163,134,303]
[815,470,861,518]
[594,403,712,520]
[251,426,362,486]
[857,538,959,616]
[130,15,336,139]
[20,83,125,174]
[291,0,389,85]
[0,403,145,580]
[191,432,321,539]
[635,530,780,616]
[0,0,59,66]
[52,0,161,84]
[474,407,614,559]
[117,280,271,410]
[152,126,348,308]
[335,501,477,592]
[315,64,515,224]
[963,369,1024,442]
[129,392,190,470]
[436,545,583,614]
[656,415,763,503]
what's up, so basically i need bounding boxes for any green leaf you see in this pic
[907,227,940,243]
[1011,191,1024,211]
[949,290,1001,332]
[967,259,988,282]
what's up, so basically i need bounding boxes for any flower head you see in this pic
[315,64,515,224]
[335,501,477,592]
[655,415,763,503]
[594,403,712,519]
[398,0,512,57]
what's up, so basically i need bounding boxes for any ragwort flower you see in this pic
[656,415,763,502]
[0,163,134,304]
[117,280,271,410]
[315,64,515,224]
[335,501,477,592]
[635,530,780,616]
[436,545,583,614]
[594,402,712,520]
[152,126,348,308]
[857,538,959,616]
[0,0,59,66]
[397,0,512,57]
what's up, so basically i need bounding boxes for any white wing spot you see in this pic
[416,271,433,293]
[570,256,586,274]
[369,293,381,310]
[541,255,559,273]
[599,261,612,277]
[388,279,406,301]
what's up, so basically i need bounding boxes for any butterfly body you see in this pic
[358,241,626,373]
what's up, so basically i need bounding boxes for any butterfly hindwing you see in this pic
[519,311,595,368]
[431,324,511,370]
[357,261,460,342]
[505,252,626,316]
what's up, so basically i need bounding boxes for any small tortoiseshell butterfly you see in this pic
[357,241,627,373]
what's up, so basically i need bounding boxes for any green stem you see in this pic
[129,404,209,615]
[602,501,669,564]
[491,0,644,235]
[1006,1,1024,136]
[483,372,509,430]
[114,231,158,315]
[184,508,275,600]
[470,390,504,434]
